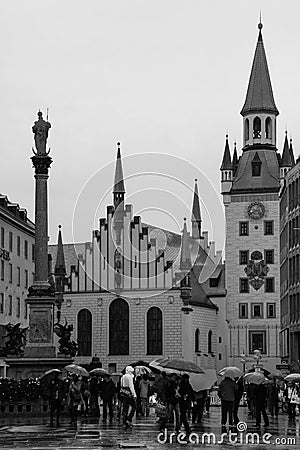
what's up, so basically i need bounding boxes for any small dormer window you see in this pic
[253,116,261,139]
[252,152,262,176]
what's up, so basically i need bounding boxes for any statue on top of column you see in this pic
[32,111,51,155]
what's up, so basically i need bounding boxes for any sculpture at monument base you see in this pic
[54,320,78,357]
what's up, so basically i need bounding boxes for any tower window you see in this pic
[265,117,272,139]
[252,163,261,176]
[251,303,263,318]
[239,221,249,236]
[265,277,275,293]
[249,331,266,354]
[265,250,274,264]
[239,250,249,265]
[267,303,276,318]
[253,116,261,138]
[240,278,249,293]
[264,221,274,235]
[245,118,249,141]
[239,303,248,318]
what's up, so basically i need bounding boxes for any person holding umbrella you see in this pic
[254,381,269,428]
[99,373,115,423]
[268,378,280,418]
[46,371,64,427]
[218,370,238,433]
[67,374,83,426]
[120,366,137,429]
[178,374,195,435]
[284,381,299,422]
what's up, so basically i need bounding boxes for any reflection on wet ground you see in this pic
[0,407,299,449]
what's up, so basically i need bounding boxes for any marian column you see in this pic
[24,111,56,358]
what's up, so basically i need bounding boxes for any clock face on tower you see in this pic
[247,201,265,219]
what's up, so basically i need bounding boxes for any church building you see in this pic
[220,22,296,372]
[49,145,224,374]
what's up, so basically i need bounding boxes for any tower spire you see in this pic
[281,131,292,168]
[289,138,295,167]
[180,218,191,271]
[220,135,232,170]
[113,142,125,210]
[241,22,278,116]
[55,225,66,279]
[191,179,202,239]
[232,142,238,176]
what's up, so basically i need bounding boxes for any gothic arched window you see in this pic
[147,307,163,355]
[77,308,92,356]
[208,330,213,353]
[195,328,200,352]
[109,298,129,355]
[265,117,272,139]
[245,118,249,141]
[253,116,261,138]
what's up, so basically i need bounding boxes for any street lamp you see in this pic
[240,350,246,373]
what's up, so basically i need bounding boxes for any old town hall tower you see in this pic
[220,22,295,371]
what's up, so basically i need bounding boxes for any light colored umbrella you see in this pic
[158,358,204,374]
[244,372,267,385]
[149,360,177,374]
[218,367,242,379]
[89,368,108,377]
[39,368,62,384]
[270,371,284,380]
[65,364,89,377]
[284,373,300,382]
[189,369,218,391]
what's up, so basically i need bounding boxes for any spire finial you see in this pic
[58,224,62,229]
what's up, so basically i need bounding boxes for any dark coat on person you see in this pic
[99,378,115,400]
[178,378,195,404]
[218,377,238,402]
[47,378,64,403]
[166,378,180,405]
[254,383,268,406]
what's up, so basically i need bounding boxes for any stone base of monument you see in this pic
[4,356,74,379]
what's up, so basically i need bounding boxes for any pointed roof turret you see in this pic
[281,132,292,167]
[289,139,295,167]
[180,218,191,271]
[113,142,126,193]
[220,135,232,170]
[191,179,201,222]
[241,22,279,116]
[55,225,66,278]
[232,142,238,175]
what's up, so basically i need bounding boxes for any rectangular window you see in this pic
[25,269,28,288]
[265,249,274,264]
[267,303,276,318]
[265,277,275,293]
[1,227,4,248]
[209,278,219,287]
[24,240,28,259]
[32,244,35,261]
[17,267,21,286]
[1,261,4,281]
[239,222,249,236]
[239,278,249,293]
[24,301,28,319]
[9,232,13,252]
[251,303,263,318]
[239,303,248,318]
[9,263,12,283]
[218,337,222,343]
[0,293,4,314]
[264,220,274,235]
[252,163,261,177]
[8,295,12,315]
[218,353,222,360]
[249,331,266,354]
[239,250,249,265]
[16,297,20,317]
[17,236,21,256]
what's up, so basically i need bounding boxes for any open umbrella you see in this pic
[247,367,271,377]
[284,373,300,382]
[158,358,204,374]
[40,368,62,381]
[189,369,217,391]
[89,368,108,377]
[269,371,284,380]
[65,364,89,377]
[218,367,242,379]
[244,372,267,385]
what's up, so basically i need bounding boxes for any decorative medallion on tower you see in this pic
[247,201,265,219]
[244,250,269,291]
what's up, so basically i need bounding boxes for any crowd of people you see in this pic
[46,366,300,435]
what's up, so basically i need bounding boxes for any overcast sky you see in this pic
[1,0,299,253]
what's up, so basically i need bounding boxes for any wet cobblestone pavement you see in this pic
[0,407,299,449]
